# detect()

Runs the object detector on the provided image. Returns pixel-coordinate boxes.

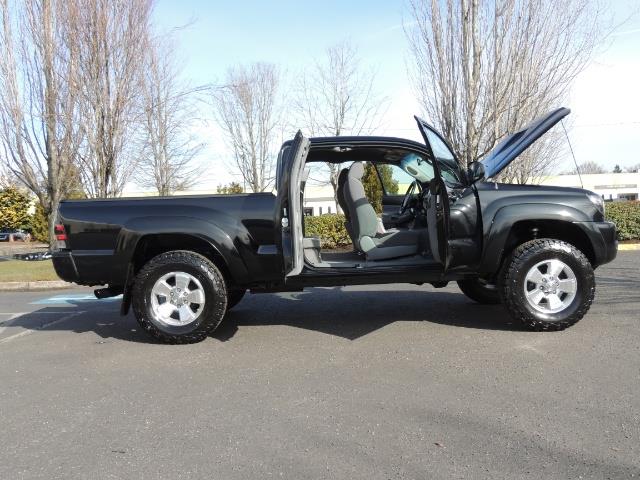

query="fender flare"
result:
[115,215,251,284]
[478,203,593,274]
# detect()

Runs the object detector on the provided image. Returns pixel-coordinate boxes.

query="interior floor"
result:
[303,236,436,269]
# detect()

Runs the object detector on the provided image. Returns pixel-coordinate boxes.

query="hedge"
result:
[304,214,351,249]
[606,201,640,241]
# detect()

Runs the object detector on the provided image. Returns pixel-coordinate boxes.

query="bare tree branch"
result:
[212,63,282,193]
[406,0,613,183]
[138,36,203,196]
[292,40,387,209]
[74,0,153,198]
[0,0,83,243]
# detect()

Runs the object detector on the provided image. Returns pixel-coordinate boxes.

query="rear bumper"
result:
[574,221,618,267]
[52,249,119,286]
[52,250,79,283]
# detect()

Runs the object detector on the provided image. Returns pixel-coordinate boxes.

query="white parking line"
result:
[0,311,85,345]
[0,313,25,335]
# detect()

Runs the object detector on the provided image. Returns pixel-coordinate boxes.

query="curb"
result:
[618,243,640,251]
[0,280,75,291]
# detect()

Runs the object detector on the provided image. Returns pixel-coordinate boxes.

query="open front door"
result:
[414,116,454,270]
[275,131,310,277]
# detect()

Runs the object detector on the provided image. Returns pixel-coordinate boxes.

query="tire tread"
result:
[500,238,595,331]
[132,250,227,344]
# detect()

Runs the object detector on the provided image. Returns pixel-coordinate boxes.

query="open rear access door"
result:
[275,131,310,277]
[414,116,453,270]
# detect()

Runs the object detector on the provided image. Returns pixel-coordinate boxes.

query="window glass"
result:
[425,130,455,163]
[379,163,414,195]
[423,129,463,184]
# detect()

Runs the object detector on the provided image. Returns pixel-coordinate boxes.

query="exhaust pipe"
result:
[94,287,122,299]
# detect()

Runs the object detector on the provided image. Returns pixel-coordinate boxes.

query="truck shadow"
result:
[212,287,523,342]
[4,287,523,344]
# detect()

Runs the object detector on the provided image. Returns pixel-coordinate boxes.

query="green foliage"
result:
[0,186,32,230]
[606,201,640,241]
[361,163,398,213]
[30,202,49,243]
[217,182,244,194]
[304,214,351,249]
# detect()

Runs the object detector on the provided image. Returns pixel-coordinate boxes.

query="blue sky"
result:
[150,0,640,188]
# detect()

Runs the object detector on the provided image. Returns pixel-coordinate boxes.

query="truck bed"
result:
[53,193,280,287]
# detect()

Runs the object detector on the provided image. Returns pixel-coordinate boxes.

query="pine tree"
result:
[361,163,398,213]
[0,187,32,230]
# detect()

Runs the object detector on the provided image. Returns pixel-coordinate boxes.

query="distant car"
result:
[0,228,31,242]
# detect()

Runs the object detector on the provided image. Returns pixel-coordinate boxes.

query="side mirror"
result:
[467,161,485,183]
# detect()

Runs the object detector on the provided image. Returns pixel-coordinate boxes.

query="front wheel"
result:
[500,239,595,331]
[132,250,228,344]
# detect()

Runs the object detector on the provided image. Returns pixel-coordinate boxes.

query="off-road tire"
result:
[457,278,501,304]
[227,289,246,310]
[132,250,227,344]
[500,239,595,331]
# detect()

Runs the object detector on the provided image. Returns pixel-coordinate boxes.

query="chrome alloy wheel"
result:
[523,259,577,314]
[150,271,206,327]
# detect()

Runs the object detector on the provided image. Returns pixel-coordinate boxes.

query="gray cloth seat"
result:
[336,168,356,243]
[344,162,420,260]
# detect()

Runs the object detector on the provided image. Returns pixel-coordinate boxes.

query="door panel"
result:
[275,132,310,277]
[425,177,450,269]
[414,116,453,268]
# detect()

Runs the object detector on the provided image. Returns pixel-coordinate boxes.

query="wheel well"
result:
[503,220,595,265]
[131,234,233,284]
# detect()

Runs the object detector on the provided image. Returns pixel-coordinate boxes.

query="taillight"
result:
[54,223,67,248]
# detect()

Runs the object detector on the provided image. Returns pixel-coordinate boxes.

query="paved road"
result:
[0,253,638,479]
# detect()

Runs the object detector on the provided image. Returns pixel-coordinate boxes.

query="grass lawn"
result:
[0,260,60,282]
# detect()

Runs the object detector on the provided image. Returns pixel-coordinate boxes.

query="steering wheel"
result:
[398,181,418,215]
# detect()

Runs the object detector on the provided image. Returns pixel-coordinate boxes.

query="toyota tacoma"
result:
[52,108,618,343]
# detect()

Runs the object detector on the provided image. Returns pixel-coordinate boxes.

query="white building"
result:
[302,185,339,216]
[541,172,640,201]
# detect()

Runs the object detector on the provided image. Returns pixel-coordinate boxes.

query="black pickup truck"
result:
[52,108,617,343]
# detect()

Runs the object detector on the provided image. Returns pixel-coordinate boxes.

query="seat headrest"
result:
[348,162,365,180]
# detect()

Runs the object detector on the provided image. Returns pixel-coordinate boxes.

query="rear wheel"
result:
[500,239,595,331]
[132,250,227,344]
[457,278,500,304]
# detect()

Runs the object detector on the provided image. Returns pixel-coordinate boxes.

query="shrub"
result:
[304,213,351,248]
[0,186,32,230]
[30,202,49,243]
[606,201,640,241]
[217,182,243,194]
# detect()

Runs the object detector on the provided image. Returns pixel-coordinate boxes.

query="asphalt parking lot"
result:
[0,252,638,479]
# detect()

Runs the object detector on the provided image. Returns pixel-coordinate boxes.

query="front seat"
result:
[336,168,356,243]
[344,162,420,261]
